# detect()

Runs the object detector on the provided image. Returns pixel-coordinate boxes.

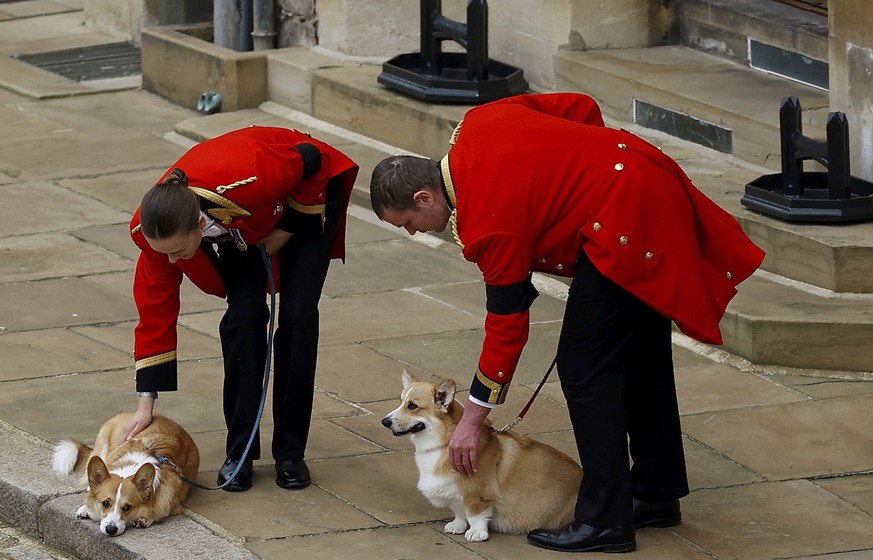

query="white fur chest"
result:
[412,437,460,507]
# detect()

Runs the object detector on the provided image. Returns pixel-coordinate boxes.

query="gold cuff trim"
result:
[476,368,507,404]
[135,350,177,371]
[189,186,252,225]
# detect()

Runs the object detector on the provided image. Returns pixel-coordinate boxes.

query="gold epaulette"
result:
[449,119,463,145]
[189,187,252,225]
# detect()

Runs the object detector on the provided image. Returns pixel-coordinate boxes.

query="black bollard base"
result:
[742,172,873,222]
[378,52,528,104]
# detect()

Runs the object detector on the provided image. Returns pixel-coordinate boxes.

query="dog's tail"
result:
[52,440,92,475]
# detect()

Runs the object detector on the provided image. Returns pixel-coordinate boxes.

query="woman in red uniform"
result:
[369,93,764,553]
[122,125,358,492]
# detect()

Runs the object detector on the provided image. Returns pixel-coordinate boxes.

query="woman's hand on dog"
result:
[449,402,491,476]
[121,397,156,442]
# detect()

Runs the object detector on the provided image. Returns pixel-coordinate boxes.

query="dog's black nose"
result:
[105,524,118,536]
[381,417,392,428]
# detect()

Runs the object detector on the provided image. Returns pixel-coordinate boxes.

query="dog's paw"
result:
[75,505,91,520]
[444,519,468,534]
[133,517,153,529]
[464,527,490,542]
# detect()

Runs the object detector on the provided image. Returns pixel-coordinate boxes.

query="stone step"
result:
[554,44,829,169]
[679,0,828,89]
[722,271,873,374]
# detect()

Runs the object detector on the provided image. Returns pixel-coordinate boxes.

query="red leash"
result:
[493,355,558,434]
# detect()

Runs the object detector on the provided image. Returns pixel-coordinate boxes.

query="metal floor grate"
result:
[14,42,141,82]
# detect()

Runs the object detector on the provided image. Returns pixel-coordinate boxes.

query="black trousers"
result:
[215,183,340,463]
[557,251,689,528]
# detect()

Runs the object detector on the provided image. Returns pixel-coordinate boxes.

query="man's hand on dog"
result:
[449,402,491,476]
[121,397,155,442]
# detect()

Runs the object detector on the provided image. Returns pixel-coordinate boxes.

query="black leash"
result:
[152,244,276,490]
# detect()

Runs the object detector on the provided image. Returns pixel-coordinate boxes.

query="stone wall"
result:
[83,0,211,45]
[830,0,873,182]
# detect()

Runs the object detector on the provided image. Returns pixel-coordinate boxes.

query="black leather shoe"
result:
[527,522,635,553]
[633,498,681,528]
[275,459,311,489]
[217,458,253,492]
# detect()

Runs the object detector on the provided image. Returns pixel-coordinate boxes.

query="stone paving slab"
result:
[0,327,131,382]
[72,321,220,364]
[817,475,873,518]
[184,475,384,540]
[60,170,168,216]
[69,224,141,262]
[677,480,873,559]
[246,525,485,560]
[682,394,873,480]
[363,322,563,389]
[683,436,764,491]
[675,360,808,415]
[0,181,130,238]
[0,232,131,283]
[318,290,486,346]
[0,277,136,332]
[321,237,482,297]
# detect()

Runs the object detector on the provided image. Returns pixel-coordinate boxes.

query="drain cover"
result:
[15,42,141,82]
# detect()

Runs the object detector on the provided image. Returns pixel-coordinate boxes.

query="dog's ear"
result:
[133,463,156,499]
[401,369,416,388]
[87,456,110,487]
[435,379,456,412]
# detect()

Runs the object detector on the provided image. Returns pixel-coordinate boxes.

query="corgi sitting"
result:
[52,412,200,536]
[382,371,583,542]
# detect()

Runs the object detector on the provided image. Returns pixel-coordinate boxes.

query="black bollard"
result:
[742,97,873,222]
[378,0,528,104]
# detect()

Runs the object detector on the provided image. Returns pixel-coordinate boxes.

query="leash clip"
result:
[493,416,522,434]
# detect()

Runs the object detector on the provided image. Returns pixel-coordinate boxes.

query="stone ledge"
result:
[0,420,74,537]
[554,45,829,169]
[141,24,269,113]
[42,494,259,560]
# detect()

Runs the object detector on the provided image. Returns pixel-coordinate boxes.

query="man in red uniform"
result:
[369,93,764,553]
[124,125,358,491]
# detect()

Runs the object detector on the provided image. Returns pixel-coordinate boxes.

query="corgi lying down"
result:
[52,412,200,536]
[382,371,582,542]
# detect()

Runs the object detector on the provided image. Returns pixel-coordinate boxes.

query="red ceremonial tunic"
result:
[440,93,765,405]
[130,126,358,392]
